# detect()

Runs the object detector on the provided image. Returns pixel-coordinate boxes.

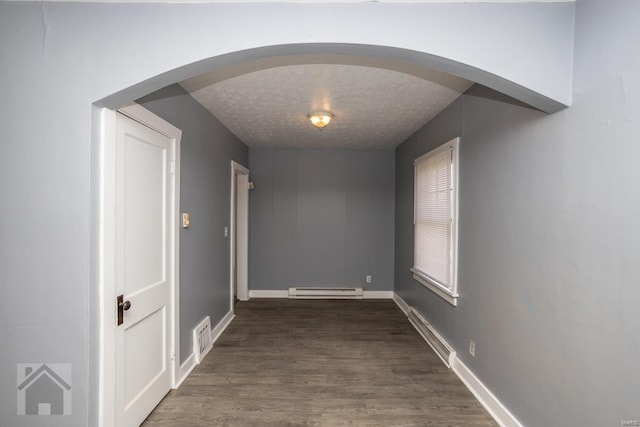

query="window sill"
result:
[411,268,458,307]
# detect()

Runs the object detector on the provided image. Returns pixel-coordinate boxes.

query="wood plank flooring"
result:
[142,299,496,426]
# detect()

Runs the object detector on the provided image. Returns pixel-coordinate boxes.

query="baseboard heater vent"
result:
[407,308,456,368]
[193,316,213,364]
[288,287,364,299]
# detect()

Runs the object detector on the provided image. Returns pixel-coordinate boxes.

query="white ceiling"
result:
[181,63,473,149]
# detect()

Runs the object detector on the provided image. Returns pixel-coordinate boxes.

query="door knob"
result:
[117,294,132,326]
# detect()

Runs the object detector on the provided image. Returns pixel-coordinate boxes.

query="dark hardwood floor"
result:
[142,299,496,426]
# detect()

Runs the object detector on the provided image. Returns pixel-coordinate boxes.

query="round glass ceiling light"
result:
[308,111,334,129]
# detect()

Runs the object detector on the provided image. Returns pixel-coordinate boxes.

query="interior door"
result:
[231,162,249,302]
[115,112,173,427]
[233,174,238,301]
[235,173,249,301]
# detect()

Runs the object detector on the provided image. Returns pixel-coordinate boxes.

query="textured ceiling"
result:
[181,64,473,149]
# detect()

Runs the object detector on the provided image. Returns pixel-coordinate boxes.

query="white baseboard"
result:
[175,353,196,388]
[249,290,289,298]
[210,310,235,345]
[393,292,520,427]
[174,309,235,388]
[392,292,410,314]
[452,358,523,427]
[363,290,394,299]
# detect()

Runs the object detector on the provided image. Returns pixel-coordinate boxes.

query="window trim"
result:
[412,137,460,306]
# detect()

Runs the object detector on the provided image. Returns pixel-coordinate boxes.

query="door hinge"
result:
[170,160,176,175]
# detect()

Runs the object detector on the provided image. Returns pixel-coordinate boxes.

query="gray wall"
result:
[249,148,395,291]
[137,84,248,363]
[394,1,640,426]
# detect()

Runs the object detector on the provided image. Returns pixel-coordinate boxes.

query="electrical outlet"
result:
[469,340,476,357]
[365,275,372,284]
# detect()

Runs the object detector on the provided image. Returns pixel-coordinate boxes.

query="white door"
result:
[230,161,249,303]
[114,112,173,427]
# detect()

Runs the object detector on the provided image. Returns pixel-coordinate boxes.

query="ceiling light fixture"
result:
[308,111,334,129]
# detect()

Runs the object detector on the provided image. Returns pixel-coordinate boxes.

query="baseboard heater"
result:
[407,307,456,368]
[288,287,364,299]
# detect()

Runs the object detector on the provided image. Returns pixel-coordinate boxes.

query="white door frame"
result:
[230,160,249,304]
[98,103,182,427]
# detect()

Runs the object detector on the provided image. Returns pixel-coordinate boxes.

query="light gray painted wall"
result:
[0,1,574,425]
[249,148,395,291]
[137,84,248,363]
[394,1,640,425]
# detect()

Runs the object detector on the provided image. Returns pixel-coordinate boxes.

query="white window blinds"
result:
[413,138,458,296]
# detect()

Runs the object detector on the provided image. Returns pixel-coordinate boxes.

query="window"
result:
[412,137,459,306]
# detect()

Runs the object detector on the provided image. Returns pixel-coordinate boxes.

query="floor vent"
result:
[193,316,213,364]
[407,308,456,368]
[288,287,364,299]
